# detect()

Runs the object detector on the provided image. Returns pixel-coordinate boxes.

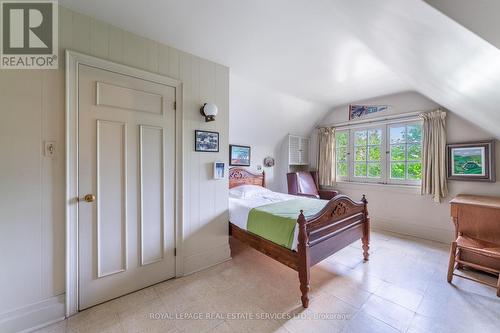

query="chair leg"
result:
[447,241,457,283]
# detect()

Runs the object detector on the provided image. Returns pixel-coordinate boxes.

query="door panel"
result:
[139,125,164,266]
[78,64,176,310]
[96,120,127,278]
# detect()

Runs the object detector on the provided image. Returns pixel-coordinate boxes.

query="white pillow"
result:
[229,185,271,199]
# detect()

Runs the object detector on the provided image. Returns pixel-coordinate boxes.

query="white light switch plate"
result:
[44,141,56,158]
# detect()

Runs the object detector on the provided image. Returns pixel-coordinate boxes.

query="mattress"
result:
[229,189,302,250]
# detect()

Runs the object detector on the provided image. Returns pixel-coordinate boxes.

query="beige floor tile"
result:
[32,231,500,333]
[359,295,415,332]
[329,246,367,269]
[320,278,372,309]
[373,281,424,311]
[172,298,224,333]
[284,293,356,333]
[343,311,399,333]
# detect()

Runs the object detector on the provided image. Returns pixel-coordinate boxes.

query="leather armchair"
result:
[287,171,338,200]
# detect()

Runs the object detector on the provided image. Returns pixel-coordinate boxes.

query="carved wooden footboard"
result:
[297,194,370,307]
[228,168,370,308]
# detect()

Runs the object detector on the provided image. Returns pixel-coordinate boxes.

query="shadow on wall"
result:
[268,135,292,193]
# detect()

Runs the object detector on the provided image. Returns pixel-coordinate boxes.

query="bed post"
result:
[361,194,370,261]
[297,210,310,308]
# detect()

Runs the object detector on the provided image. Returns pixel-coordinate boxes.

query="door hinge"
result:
[173,101,176,110]
[174,248,177,256]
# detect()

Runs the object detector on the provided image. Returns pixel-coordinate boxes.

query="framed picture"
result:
[195,130,219,152]
[349,105,388,120]
[229,145,251,166]
[447,140,496,182]
[213,162,225,180]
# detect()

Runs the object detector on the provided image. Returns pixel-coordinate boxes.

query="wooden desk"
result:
[450,194,500,271]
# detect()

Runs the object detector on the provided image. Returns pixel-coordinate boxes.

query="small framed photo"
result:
[195,130,219,152]
[229,145,251,166]
[447,140,496,182]
[213,162,225,180]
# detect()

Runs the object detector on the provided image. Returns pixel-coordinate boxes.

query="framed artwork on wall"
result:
[349,105,388,120]
[213,162,225,179]
[195,130,219,152]
[447,140,496,182]
[229,145,251,166]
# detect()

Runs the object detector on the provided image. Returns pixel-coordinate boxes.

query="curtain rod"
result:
[316,110,425,130]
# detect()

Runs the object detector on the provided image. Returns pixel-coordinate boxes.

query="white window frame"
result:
[350,125,386,184]
[334,119,423,186]
[335,130,350,182]
[386,121,423,186]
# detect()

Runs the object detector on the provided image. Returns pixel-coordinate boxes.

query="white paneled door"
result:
[78,65,176,310]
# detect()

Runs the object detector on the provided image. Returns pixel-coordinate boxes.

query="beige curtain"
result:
[318,127,336,186]
[421,109,448,202]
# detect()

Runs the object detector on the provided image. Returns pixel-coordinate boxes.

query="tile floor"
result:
[37,231,500,333]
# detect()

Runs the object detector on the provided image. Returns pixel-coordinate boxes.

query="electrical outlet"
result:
[44,141,56,158]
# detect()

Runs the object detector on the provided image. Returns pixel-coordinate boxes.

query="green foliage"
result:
[408,162,422,180]
[391,145,405,161]
[391,162,405,179]
[368,129,382,145]
[354,163,367,177]
[368,146,381,161]
[355,146,367,161]
[368,163,381,178]
[336,162,348,177]
[408,144,421,161]
[336,132,348,147]
[407,125,422,142]
[337,147,348,162]
[354,131,367,146]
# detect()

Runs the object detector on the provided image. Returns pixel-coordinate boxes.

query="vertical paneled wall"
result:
[0,5,229,330]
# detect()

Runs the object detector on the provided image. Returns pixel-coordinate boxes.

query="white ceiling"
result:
[60,0,500,138]
[58,0,411,107]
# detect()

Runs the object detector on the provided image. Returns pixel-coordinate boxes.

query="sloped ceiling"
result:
[334,0,500,138]
[58,0,409,118]
[59,0,500,138]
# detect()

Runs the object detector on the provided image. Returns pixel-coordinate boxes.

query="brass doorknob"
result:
[83,194,96,203]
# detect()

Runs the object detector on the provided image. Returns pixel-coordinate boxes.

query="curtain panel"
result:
[421,109,448,202]
[318,127,336,186]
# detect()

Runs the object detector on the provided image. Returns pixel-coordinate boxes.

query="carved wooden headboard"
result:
[229,167,265,189]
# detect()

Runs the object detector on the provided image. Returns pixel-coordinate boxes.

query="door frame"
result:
[65,50,183,317]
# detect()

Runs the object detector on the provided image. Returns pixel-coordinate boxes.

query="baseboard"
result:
[371,216,453,244]
[182,242,232,275]
[0,295,65,333]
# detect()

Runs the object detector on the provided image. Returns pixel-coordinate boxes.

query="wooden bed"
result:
[229,167,370,308]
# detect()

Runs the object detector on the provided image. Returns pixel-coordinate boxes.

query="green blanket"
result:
[247,198,328,249]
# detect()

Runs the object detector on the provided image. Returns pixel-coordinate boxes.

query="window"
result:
[353,128,382,181]
[335,131,349,179]
[389,123,422,183]
[334,121,422,185]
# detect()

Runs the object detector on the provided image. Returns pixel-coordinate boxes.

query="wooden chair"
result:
[447,235,500,296]
[448,195,500,296]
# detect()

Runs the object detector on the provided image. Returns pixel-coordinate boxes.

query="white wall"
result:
[229,74,330,193]
[0,6,229,332]
[311,91,500,243]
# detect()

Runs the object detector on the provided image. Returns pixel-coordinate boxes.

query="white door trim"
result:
[65,50,183,317]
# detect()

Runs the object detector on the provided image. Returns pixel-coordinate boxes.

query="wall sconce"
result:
[200,103,218,122]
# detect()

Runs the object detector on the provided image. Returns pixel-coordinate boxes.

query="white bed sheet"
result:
[229,190,301,250]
